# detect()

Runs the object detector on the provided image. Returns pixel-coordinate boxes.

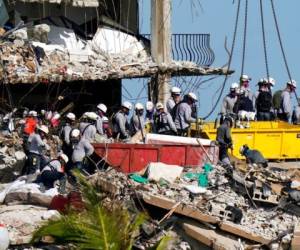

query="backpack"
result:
[273,90,283,110]
[170,102,180,121]
[256,91,272,112]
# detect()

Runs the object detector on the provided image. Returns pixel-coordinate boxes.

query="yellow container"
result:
[190,121,300,160]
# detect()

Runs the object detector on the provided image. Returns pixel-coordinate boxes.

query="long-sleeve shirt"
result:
[280,90,292,117]
[28,133,48,155]
[155,112,177,134]
[130,113,145,135]
[61,123,72,145]
[72,138,94,163]
[96,116,104,135]
[113,111,130,138]
[216,124,232,146]
[174,102,196,130]
[166,98,176,114]
[221,94,237,114]
[80,122,96,142]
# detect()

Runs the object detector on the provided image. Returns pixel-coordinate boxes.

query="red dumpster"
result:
[93,143,218,173]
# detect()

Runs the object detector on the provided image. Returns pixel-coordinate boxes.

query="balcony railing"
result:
[141,34,215,67]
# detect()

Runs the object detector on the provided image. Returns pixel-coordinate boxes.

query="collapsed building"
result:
[0,0,230,115]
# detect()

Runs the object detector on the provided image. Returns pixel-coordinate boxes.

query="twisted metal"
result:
[141,34,215,67]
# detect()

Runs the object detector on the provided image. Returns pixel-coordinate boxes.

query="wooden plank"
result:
[142,194,219,224]
[183,222,242,250]
[220,221,272,245]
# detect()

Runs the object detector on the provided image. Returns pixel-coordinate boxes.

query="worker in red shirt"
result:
[24,110,38,135]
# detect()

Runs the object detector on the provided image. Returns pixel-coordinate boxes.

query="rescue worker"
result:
[145,101,155,132]
[154,102,177,135]
[278,80,297,122]
[239,145,268,167]
[60,112,76,169]
[240,74,254,101]
[216,116,233,167]
[266,77,276,93]
[233,88,255,123]
[221,82,238,115]
[112,101,132,140]
[23,110,38,136]
[256,80,273,121]
[166,87,181,114]
[36,153,68,190]
[174,92,197,136]
[130,103,145,136]
[79,112,97,142]
[25,125,50,175]
[102,116,113,138]
[96,103,107,135]
[292,98,300,124]
[70,129,94,171]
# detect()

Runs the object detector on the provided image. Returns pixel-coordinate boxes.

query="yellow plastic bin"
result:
[191,121,300,160]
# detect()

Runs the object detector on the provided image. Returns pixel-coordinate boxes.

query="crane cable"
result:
[259,0,270,79]
[241,0,248,76]
[270,0,299,104]
[203,0,241,120]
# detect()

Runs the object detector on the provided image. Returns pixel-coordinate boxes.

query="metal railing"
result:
[141,34,215,67]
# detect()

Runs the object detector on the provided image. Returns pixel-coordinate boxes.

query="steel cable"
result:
[203,0,241,120]
[260,0,270,79]
[241,0,248,76]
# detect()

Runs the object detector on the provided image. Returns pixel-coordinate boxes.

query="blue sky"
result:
[123,0,300,119]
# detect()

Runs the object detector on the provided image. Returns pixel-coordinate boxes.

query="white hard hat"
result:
[87,112,98,121]
[240,74,251,81]
[122,101,132,110]
[146,101,154,111]
[71,129,80,138]
[82,112,89,119]
[38,125,49,134]
[287,80,297,88]
[41,109,46,115]
[29,110,37,117]
[135,103,144,110]
[230,82,239,89]
[267,77,275,86]
[102,116,109,122]
[59,153,69,163]
[66,112,76,121]
[171,86,181,95]
[97,103,107,113]
[156,102,164,110]
[188,92,198,101]
[52,113,60,120]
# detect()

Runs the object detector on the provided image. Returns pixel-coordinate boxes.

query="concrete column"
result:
[150,0,172,105]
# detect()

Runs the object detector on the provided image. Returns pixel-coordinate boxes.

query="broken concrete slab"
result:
[219,221,272,245]
[182,222,243,250]
[0,205,59,245]
[142,194,219,224]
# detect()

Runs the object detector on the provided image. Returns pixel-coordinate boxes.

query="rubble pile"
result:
[89,163,300,249]
[0,24,231,84]
[0,133,26,183]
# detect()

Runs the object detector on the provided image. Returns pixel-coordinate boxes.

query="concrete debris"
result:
[0,25,232,84]
[0,205,59,245]
[88,162,300,249]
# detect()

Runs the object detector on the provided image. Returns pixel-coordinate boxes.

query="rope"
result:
[259,0,270,79]
[241,0,248,76]
[203,0,241,120]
